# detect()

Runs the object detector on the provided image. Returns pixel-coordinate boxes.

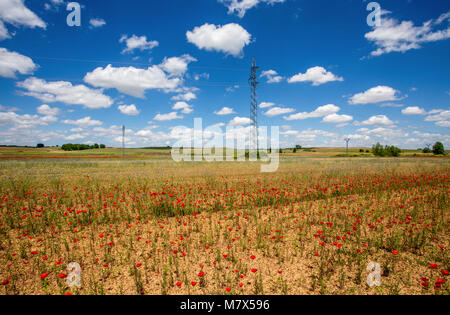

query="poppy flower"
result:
[198,271,205,277]
[225,287,231,292]
[251,268,258,273]
[191,281,197,286]
[40,273,49,280]
[441,270,449,276]
[136,263,142,268]
[392,250,399,255]
[58,273,67,279]
[429,264,438,269]
[176,281,182,287]
[250,255,256,260]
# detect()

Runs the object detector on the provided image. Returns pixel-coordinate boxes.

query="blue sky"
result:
[0,0,449,148]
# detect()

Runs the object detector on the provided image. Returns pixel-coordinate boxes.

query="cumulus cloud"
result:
[425,110,450,127]
[0,48,37,78]
[214,107,235,115]
[186,23,251,57]
[171,92,197,101]
[153,112,183,121]
[228,116,252,126]
[259,102,275,109]
[119,34,159,54]
[401,106,426,115]
[322,113,353,124]
[349,86,402,104]
[63,117,103,127]
[260,70,283,83]
[365,11,450,56]
[358,115,395,126]
[160,54,196,76]
[0,111,57,128]
[219,0,286,18]
[37,104,59,116]
[89,18,106,28]
[17,77,113,109]
[84,64,181,98]
[118,104,140,116]
[288,66,343,86]
[0,0,46,40]
[172,101,193,114]
[264,107,295,117]
[284,104,341,121]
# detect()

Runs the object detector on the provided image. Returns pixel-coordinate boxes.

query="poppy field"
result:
[0,157,448,295]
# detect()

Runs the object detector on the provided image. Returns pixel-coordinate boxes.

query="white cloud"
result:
[18,77,113,109]
[365,11,450,56]
[37,104,59,116]
[425,110,450,127]
[186,23,251,57]
[172,101,193,114]
[322,113,353,124]
[0,48,37,78]
[349,86,401,104]
[219,0,286,18]
[65,133,86,141]
[284,104,340,121]
[264,107,295,117]
[84,64,181,98]
[358,115,394,126]
[259,102,275,109]
[63,117,103,127]
[401,106,426,115]
[214,107,235,115]
[260,70,283,83]
[153,112,183,121]
[118,104,140,116]
[288,66,343,86]
[119,34,159,54]
[229,116,252,126]
[0,111,57,128]
[89,18,106,28]
[171,92,197,101]
[0,0,46,40]
[160,54,196,76]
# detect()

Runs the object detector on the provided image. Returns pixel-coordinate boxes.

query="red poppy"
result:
[251,268,258,273]
[191,281,197,286]
[250,255,256,260]
[392,250,399,255]
[58,273,67,279]
[198,271,205,277]
[40,273,49,280]
[225,287,231,292]
[176,281,182,287]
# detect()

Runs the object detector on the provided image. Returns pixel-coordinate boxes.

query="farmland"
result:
[0,151,448,295]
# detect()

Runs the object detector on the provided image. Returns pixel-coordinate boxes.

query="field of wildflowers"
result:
[0,158,448,295]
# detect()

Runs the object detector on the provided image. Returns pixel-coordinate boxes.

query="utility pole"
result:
[122,125,125,159]
[249,57,259,157]
[345,138,350,156]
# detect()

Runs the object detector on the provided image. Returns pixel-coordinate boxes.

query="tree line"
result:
[61,143,105,151]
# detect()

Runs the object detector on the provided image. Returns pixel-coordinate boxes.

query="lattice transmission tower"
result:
[249,57,259,153]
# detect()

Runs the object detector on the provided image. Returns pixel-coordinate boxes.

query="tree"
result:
[293,148,297,153]
[100,144,106,149]
[372,143,401,157]
[295,145,302,149]
[372,143,385,157]
[36,143,44,148]
[93,143,99,149]
[432,142,445,155]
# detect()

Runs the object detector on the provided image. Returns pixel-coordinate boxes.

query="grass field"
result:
[0,149,448,295]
